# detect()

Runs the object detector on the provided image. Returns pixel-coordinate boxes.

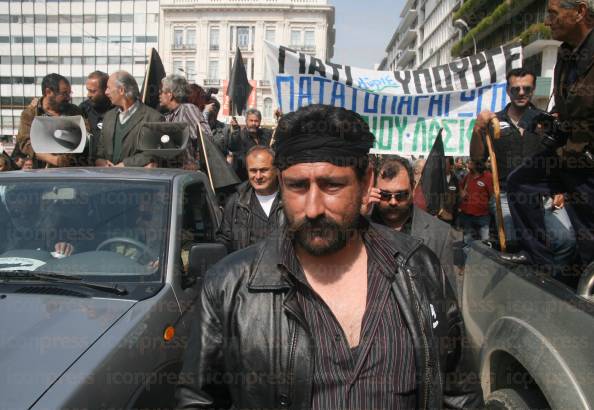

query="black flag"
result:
[197,131,240,191]
[414,129,446,215]
[141,48,166,109]
[227,47,253,116]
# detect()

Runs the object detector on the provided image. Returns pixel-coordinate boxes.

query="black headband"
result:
[273,132,374,170]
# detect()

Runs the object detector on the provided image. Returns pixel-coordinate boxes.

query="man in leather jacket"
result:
[176,105,483,409]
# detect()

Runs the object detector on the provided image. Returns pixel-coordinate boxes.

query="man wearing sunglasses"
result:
[470,68,577,273]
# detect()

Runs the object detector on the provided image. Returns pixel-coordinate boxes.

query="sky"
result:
[330,0,405,69]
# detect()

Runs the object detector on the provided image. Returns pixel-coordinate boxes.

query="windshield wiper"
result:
[0,270,128,296]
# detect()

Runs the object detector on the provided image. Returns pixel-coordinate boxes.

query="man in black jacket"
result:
[216,146,283,252]
[228,108,272,181]
[79,71,113,164]
[176,105,482,409]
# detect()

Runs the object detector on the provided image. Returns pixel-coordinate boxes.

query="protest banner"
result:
[265,41,523,156]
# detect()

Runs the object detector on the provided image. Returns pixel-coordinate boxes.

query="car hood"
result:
[0,293,135,409]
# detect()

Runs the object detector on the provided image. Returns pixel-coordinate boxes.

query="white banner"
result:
[265,41,523,155]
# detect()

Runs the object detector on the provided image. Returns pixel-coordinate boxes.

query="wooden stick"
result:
[197,118,215,193]
[485,118,507,252]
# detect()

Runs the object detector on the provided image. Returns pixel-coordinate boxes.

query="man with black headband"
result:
[176,104,482,409]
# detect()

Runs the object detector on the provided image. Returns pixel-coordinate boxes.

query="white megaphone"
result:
[30,115,87,154]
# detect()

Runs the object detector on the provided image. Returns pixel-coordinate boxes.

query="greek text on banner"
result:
[265,41,523,156]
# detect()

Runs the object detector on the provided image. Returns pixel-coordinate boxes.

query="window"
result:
[71,15,83,23]
[71,36,83,43]
[83,56,95,65]
[108,56,119,64]
[96,15,108,23]
[96,56,107,64]
[209,27,219,51]
[208,60,219,80]
[173,60,183,74]
[290,30,301,47]
[108,14,121,23]
[174,29,184,48]
[304,30,315,48]
[59,15,70,23]
[265,27,276,43]
[121,56,133,64]
[0,37,8,43]
[237,26,250,50]
[47,36,58,43]
[263,97,273,119]
[35,14,46,23]
[122,14,133,23]
[187,29,196,47]
[23,14,34,23]
[24,56,34,64]
[0,15,8,23]
[134,14,145,24]
[59,36,70,45]
[186,61,195,82]
[84,15,95,23]
[47,15,59,23]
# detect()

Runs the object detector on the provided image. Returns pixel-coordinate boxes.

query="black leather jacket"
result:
[176,222,483,409]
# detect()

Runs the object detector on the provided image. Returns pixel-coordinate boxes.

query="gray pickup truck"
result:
[0,168,227,410]
[463,242,594,409]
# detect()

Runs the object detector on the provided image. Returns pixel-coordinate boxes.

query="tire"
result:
[485,388,531,410]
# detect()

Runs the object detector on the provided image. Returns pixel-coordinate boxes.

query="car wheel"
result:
[485,388,531,410]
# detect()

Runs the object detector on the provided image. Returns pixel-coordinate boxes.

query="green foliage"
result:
[517,23,552,46]
[452,0,492,22]
[451,0,535,57]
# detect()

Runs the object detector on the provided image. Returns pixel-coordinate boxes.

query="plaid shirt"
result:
[281,222,417,410]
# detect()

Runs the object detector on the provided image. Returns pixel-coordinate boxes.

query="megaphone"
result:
[139,122,190,159]
[30,115,87,154]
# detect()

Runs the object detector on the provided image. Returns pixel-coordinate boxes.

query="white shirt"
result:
[255,191,278,217]
[118,101,140,125]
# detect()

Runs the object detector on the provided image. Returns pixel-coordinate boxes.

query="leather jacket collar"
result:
[246,221,423,291]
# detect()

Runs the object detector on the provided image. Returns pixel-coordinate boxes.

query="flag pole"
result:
[486,118,507,252]
[141,48,151,104]
[197,121,215,193]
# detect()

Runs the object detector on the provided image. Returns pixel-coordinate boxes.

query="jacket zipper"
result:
[405,267,431,410]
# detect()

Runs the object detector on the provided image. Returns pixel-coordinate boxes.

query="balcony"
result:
[161,0,329,5]
[172,43,196,51]
[397,48,416,68]
[290,44,316,53]
[400,0,417,18]
[204,79,221,86]
[398,9,418,33]
[396,29,417,51]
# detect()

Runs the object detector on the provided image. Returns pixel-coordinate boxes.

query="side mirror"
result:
[186,243,227,286]
[577,263,594,300]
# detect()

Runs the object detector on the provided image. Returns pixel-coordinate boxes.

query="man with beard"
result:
[16,73,87,168]
[367,154,461,295]
[216,146,283,252]
[228,108,272,181]
[79,71,113,164]
[176,104,482,409]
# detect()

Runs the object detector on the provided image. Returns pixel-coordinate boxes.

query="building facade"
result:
[159,0,335,125]
[378,0,459,71]
[451,0,558,109]
[0,0,161,143]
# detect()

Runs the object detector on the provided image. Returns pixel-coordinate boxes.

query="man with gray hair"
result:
[159,74,213,169]
[96,70,163,167]
[228,108,272,180]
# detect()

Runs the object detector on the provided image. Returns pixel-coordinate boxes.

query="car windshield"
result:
[0,179,170,282]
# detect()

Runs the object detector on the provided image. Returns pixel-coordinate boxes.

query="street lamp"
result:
[454,18,477,55]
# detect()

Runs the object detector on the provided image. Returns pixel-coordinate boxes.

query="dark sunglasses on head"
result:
[379,189,410,202]
[509,86,533,98]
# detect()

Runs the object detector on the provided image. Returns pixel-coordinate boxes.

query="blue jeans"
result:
[489,191,516,242]
[543,196,576,270]
[458,213,490,245]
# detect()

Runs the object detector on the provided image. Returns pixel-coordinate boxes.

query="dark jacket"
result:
[176,222,483,410]
[16,98,89,167]
[228,127,272,180]
[553,29,594,144]
[489,104,543,190]
[216,181,284,252]
[79,99,113,163]
[96,102,163,167]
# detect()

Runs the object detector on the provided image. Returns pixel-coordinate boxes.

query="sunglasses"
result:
[379,189,410,202]
[509,86,533,98]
